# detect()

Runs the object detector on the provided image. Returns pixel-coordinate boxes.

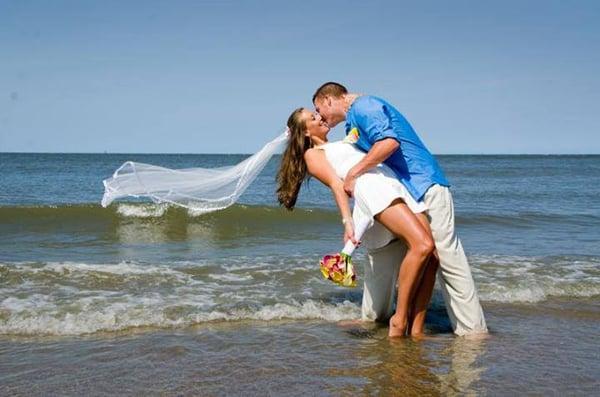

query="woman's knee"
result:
[415,236,435,259]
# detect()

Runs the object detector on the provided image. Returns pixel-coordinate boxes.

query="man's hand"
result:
[343,173,358,197]
[342,138,399,197]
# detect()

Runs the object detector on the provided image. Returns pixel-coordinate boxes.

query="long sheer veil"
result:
[101,130,289,214]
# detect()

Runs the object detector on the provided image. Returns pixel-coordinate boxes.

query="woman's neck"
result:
[311,136,328,147]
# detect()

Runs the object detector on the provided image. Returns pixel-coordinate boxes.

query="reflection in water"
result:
[113,216,269,250]
[331,326,487,395]
[438,336,487,396]
[116,222,171,245]
[354,335,443,395]
[107,204,337,251]
[114,217,192,258]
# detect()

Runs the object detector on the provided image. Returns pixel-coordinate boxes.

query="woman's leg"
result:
[375,199,435,337]
[408,213,439,336]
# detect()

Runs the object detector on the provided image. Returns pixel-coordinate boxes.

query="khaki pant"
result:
[362,184,487,335]
[362,239,405,321]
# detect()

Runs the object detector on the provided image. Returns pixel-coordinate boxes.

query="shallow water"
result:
[0,153,599,394]
[1,299,598,396]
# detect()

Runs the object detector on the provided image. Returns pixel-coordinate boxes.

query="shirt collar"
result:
[344,97,360,133]
[344,119,351,133]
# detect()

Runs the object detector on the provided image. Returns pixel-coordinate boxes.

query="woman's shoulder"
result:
[303,147,327,174]
[304,146,324,160]
[304,144,335,163]
[304,146,323,161]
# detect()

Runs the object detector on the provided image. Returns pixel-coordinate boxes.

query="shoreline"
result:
[1,299,598,395]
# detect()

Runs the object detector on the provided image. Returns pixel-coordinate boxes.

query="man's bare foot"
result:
[388,314,407,338]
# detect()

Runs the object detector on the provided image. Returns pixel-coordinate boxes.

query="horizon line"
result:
[1,151,599,156]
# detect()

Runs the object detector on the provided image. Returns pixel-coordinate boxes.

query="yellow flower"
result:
[342,271,356,287]
[343,127,360,144]
[331,270,344,283]
[320,264,330,279]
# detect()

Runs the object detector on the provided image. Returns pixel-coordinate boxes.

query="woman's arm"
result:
[304,148,358,244]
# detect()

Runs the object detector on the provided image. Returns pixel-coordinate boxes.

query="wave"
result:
[0,259,358,336]
[0,297,360,336]
[1,255,599,336]
[457,212,600,227]
[0,203,339,223]
[2,203,598,232]
[470,254,600,303]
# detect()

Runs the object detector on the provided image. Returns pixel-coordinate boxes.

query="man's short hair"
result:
[312,82,348,103]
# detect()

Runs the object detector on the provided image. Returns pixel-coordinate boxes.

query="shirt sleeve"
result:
[354,98,400,144]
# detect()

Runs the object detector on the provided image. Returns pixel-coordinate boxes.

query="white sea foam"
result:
[7,260,189,275]
[471,255,600,303]
[187,207,217,217]
[116,203,169,218]
[1,255,599,336]
[208,273,254,282]
[0,298,360,336]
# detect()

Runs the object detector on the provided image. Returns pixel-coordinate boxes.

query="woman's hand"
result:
[343,220,360,246]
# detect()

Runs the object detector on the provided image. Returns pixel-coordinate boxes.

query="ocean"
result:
[1,153,599,395]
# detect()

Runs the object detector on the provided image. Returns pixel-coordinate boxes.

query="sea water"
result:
[0,153,598,395]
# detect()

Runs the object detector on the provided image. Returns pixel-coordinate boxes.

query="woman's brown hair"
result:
[276,108,313,210]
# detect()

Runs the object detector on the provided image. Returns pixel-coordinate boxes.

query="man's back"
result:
[345,95,449,201]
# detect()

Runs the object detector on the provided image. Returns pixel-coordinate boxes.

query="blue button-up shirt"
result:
[345,95,449,201]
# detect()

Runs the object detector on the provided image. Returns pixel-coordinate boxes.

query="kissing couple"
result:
[100,82,488,338]
[277,82,488,337]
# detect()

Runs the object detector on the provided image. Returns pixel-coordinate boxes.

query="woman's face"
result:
[301,109,330,140]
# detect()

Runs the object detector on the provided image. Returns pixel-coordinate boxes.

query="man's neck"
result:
[343,93,360,113]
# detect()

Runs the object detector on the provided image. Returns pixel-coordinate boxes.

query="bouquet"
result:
[319,251,357,287]
[319,215,370,288]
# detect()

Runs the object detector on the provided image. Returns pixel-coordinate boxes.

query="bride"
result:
[277,108,439,337]
[100,107,439,337]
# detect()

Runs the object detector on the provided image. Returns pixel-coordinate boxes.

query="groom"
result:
[313,82,487,336]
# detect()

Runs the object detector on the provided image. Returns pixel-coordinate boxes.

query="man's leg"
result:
[423,184,487,335]
[362,239,406,322]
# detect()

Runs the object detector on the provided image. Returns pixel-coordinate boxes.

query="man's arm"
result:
[343,138,399,197]
[343,98,401,196]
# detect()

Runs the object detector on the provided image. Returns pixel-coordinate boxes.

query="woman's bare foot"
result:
[410,319,425,336]
[388,314,407,337]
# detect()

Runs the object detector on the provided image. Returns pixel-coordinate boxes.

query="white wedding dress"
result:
[315,140,427,250]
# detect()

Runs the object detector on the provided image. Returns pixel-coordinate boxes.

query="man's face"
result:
[314,96,345,128]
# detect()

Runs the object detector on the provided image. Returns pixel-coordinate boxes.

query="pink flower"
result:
[319,253,357,287]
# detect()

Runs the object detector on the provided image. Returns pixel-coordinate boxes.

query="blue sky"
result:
[1,0,599,154]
